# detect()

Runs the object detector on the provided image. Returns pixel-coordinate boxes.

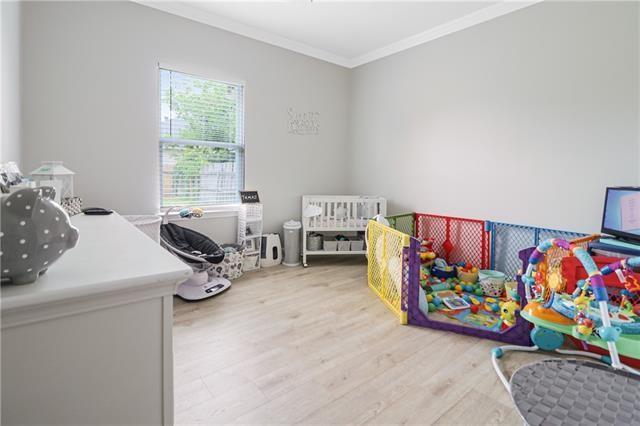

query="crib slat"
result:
[352,202,357,227]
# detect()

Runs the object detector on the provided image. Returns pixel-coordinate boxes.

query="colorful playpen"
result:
[372,212,640,421]
[367,213,587,344]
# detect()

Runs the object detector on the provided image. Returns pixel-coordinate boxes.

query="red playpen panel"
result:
[414,213,490,269]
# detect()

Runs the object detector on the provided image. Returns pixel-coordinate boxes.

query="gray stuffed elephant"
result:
[1,187,79,285]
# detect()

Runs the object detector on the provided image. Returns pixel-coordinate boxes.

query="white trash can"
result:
[283,220,302,267]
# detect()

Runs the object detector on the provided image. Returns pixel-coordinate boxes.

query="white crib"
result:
[301,195,387,267]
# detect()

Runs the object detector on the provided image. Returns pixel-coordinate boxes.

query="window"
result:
[159,68,244,207]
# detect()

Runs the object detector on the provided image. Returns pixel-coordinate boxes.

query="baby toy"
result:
[572,289,595,337]
[623,272,640,293]
[504,281,520,301]
[419,238,436,265]
[491,239,640,426]
[483,299,500,313]
[431,258,457,279]
[499,300,520,329]
[179,207,204,218]
[457,262,479,283]
[493,239,639,383]
[443,296,470,310]
[479,269,507,297]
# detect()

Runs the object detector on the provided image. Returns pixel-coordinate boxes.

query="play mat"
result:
[418,264,517,333]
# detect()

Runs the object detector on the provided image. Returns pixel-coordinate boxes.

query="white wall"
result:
[349,1,639,233]
[19,1,640,238]
[21,1,349,235]
[1,0,22,166]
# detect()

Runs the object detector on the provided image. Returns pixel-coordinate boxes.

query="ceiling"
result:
[137,1,540,68]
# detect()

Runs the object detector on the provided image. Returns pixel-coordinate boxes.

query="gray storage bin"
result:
[307,233,323,251]
[337,240,351,251]
[350,239,364,251]
[323,240,338,251]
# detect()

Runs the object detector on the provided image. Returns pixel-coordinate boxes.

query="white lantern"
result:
[30,161,75,203]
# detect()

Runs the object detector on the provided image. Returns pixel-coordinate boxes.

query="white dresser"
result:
[1,213,191,425]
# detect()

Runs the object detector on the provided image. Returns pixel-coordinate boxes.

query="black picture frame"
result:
[240,191,260,204]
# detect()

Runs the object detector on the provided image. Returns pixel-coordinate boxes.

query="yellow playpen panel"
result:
[367,220,410,324]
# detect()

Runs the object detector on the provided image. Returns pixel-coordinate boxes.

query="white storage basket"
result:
[124,215,161,243]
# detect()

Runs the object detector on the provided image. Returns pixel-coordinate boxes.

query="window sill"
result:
[159,204,243,221]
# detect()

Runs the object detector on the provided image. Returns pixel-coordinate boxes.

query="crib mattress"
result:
[510,359,640,426]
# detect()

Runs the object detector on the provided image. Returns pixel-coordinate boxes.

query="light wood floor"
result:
[173,257,536,425]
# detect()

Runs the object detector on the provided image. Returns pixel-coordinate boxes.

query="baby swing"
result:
[160,207,231,301]
[492,238,640,425]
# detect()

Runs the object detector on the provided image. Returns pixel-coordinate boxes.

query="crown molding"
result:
[348,1,543,68]
[133,1,543,69]
[133,1,352,68]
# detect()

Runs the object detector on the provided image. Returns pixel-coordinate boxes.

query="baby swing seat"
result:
[160,222,231,301]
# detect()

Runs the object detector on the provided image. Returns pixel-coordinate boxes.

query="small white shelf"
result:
[238,203,263,271]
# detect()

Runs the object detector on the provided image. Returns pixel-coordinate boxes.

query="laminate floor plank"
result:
[174,257,535,425]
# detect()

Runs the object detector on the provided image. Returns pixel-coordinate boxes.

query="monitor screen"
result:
[602,187,640,241]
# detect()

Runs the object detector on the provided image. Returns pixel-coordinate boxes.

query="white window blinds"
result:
[159,68,245,207]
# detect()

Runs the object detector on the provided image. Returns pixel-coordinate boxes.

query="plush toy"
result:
[499,300,520,329]
[419,238,436,265]
[191,207,204,218]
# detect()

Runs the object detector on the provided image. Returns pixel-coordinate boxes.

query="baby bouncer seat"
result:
[160,220,231,301]
[492,238,640,425]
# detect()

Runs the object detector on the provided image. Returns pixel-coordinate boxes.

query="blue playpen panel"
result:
[490,222,586,280]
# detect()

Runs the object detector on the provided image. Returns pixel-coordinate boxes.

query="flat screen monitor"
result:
[601,187,640,242]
